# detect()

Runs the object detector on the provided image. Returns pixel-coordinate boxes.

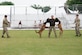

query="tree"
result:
[41,6,51,19]
[31,4,42,9]
[42,6,51,13]
[31,4,51,13]
[65,0,82,13]
[31,4,42,18]
[65,0,82,6]
[0,1,14,5]
[31,4,51,19]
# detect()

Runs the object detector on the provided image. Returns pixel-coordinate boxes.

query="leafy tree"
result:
[0,1,14,5]
[31,4,51,13]
[31,4,42,18]
[31,4,42,9]
[65,0,82,6]
[65,0,82,13]
[42,6,51,13]
[31,4,51,18]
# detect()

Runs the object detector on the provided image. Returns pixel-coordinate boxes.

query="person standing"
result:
[34,20,37,29]
[2,15,10,38]
[18,20,22,28]
[74,14,81,36]
[44,15,60,38]
[38,20,42,28]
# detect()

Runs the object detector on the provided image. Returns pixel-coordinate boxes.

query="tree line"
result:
[0,1,14,5]
[65,0,82,13]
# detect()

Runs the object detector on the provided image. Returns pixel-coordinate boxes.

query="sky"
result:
[0,0,67,6]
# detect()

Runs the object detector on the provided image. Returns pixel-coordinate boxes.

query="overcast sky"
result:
[0,0,67,6]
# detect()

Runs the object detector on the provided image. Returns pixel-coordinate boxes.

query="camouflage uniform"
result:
[74,15,81,36]
[2,15,10,38]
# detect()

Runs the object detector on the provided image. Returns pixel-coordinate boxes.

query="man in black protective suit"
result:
[44,15,61,38]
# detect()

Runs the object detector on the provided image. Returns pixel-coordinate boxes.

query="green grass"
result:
[0,30,82,55]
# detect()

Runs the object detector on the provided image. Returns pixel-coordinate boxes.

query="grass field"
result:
[0,30,82,55]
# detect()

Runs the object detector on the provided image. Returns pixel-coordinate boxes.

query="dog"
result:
[58,23,63,37]
[35,24,46,38]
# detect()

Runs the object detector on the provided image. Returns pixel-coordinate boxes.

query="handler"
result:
[44,15,61,38]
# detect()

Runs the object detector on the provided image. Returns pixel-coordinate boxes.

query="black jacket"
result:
[44,18,61,26]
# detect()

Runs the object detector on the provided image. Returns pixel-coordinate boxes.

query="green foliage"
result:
[31,4,42,9]
[0,1,14,5]
[65,0,82,6]
[31,4,51,13]
[42,6,51,13]
[65,0,82,13]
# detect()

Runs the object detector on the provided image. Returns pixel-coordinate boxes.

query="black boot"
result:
[7,36,10,38]
[79,34,81,37]
[2,35,5,38]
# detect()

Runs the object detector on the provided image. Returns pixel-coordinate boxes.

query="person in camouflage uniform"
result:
[74,14,81,36]
[2,15,10,38]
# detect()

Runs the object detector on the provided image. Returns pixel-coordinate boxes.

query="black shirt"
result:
[19,21,22,24]
[44,18,61,26]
